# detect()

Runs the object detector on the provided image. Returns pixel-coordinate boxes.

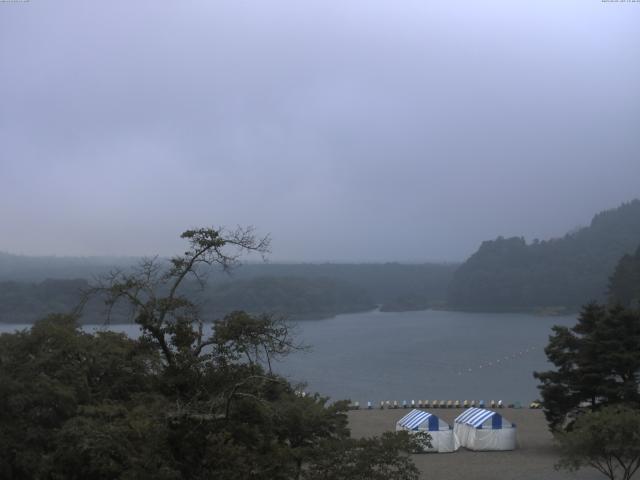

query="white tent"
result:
[395,409,456,453]
[453,407,517,451]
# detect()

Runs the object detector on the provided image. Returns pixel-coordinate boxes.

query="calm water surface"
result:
[0,309,576,404]
[275,309,575,404]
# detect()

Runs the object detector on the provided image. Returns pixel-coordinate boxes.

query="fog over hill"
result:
[2,199,640,321]
[448,200,640,312]
[0,255,457,323]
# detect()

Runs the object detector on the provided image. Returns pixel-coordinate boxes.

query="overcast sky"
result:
[1,1,639,262]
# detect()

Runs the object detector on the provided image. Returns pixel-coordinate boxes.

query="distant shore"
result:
[0,303,579,327]
[429,305,579,317]
[0,301,582,325]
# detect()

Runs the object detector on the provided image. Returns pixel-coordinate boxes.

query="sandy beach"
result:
[348,408,606,480]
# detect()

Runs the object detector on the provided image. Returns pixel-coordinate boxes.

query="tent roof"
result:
[397,409,438,430]
[454,408,501,428]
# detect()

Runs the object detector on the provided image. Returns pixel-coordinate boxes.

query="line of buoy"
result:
[362,399,498,410]
[347,398,543,410]
[455,346,539,375]
[356,400,542,410]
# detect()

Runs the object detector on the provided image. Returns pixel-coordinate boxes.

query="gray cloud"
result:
[1,0,639,261]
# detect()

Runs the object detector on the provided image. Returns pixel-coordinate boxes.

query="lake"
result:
[0,309,576,405]
[273,309,576,405]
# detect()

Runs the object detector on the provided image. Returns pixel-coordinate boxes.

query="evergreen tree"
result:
[609,244,640,309]
[556,405,640,480]
[449,200,640,311]
[534,304,640,431]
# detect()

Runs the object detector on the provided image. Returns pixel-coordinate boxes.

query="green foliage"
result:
[448,200,640,311]
[0,314,159,479]
[0,227,420,479]
[303,432,422,480]
[0,312,419,479]
[609,244,640,309]
[555,405,640,480]
[534,303,640,431]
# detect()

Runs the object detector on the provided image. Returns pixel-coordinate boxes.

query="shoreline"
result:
[0,303,581,326]
[347,409,601,480]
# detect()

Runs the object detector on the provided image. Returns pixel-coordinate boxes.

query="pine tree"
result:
[609,244,640,309]
[534,303,640,431]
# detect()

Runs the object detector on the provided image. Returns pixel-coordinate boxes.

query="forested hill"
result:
[224,263,456,310]
[609,243,640,308]
[447,200,640,312]
[0,276,376,323]
[0,259,456,323]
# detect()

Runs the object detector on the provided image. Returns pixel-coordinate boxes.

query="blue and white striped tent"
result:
[453,408,516,451]
[395,409,455,452]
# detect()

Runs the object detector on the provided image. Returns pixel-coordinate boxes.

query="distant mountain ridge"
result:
[9,200,637,318]
[0,256,456,322]
[447,199,640,312]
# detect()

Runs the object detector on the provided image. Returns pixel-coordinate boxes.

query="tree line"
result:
[0,262,456,324]
[0,276,376,324]
[448,200,640,312]
[3,199,640,317]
